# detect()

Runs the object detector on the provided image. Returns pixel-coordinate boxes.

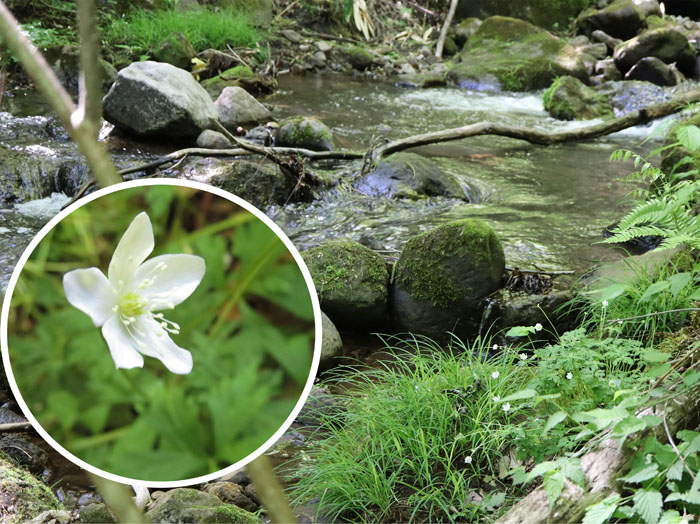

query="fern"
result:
[604,125,700,251]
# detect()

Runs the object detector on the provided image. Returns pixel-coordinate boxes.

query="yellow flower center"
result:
[118,291,146,318]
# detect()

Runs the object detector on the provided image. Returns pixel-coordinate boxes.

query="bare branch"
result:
[435,0,458,59]
[76,0,102,136]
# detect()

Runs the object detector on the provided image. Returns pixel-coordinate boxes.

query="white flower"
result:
[602,300,609,308]
[519,353,528,361]
[493,396,500,402]
[566,372,573,380]
[63,212,205,374]
[492,343,499,350]
[534,323,543,332]
[491,371,500,379]
[502,402,511,412]
[464,455,472,464]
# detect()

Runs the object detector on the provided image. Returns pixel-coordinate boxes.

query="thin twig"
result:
[0,422,32,432]
[300,29,362,44]
[505,267,575,276]
[662,406,696,481]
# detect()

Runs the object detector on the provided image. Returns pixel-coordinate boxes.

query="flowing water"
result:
[0,76,679,294]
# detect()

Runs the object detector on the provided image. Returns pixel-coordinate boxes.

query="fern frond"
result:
[616,200,669,231]
[602,225,667,244]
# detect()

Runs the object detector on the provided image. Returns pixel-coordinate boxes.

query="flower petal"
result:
[132,254,206,310]
[101,315,145,369]
[63,268,115,327]
[108,212,154,288]
[133,317,193,374]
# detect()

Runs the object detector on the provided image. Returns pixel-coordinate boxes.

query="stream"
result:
[0,77,676,294]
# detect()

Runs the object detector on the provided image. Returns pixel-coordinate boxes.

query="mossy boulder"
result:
[78,503,116,523]
[448,16,588,92]
[575,0,647,40]
[277,117,335,151]
[302,241,389,330]
[152,32,196,70]
[337,45,374,71]
[625,56,680,86]
[613,26,697,76]
[391,219,505,341]
[353,152,473,201]
[207,159,300,207]
[0,453,63,523]
[454,17,482,46]
[201,65,275,98]
[455,0,592,30]
[543,76,614,120]
[146,488,258,523]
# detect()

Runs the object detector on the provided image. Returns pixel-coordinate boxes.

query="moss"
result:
[290,119,331,144]
[214,504,259,523]
[303,240,387,297]
[394,219,504,308]
[222,64,254,79]
[542,75,613,120]
[0,453,63,523]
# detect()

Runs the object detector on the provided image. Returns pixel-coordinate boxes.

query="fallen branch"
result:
[372,87,700,161]
[505,267,575,276]
[0,422,32,432]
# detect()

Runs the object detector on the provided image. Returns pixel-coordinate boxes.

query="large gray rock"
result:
[206,159,300,207]
[302,240,389,331]
[596,80,672,115]
[575,0,647,40]
[103,61,218,140]
[613,27,697,76]
[543,76,614,120]
[215,86,272,130]
[353,152,474,201]
[146,488,258,523]
[448,16,588,91]
[391,218,505,341]
[632,0,662,16]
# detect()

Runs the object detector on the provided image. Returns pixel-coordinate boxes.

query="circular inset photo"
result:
[1,180,320,486]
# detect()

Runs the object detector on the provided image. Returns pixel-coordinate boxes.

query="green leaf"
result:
[668,272,692,297]
[658,510,684,524]
[582,494,620,524]
[562,458,585,487]
[595,283,629,303]
[641,415,662,428]
[618,463,659,484]
[505,325,536,337]
[676,124,700,152]
[499,389,537,403]
[534,393,561,406]
[642,349,671,363]
[666,459,684,481]
[524,461,558,483]
[682,369,700,386]
[632,489,663,524]
[612,416,647,439]
[639,280,670,303]
[542,411,567,436]
[482,491,505,508]
[544,472,565,508]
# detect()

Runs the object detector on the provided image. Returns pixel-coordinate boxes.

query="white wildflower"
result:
[566,372,573,380]
[534,323,543,332]
[602,299,609,308]
[464,456,472,464]
[519,353,528,361]
[493,396,500,403]
[63,212,205,374]
[502,402,511,412]
[491,371,500,379]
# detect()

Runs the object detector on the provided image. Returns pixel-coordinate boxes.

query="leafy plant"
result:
[289,335,528,523]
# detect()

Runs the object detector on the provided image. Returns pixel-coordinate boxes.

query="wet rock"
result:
[317,40,333,53]
[296,385,346,426]
[591,29,623,52]
[276,117,335,151]
[78,503,115,523]
[595,80,671,115]
[0,406,27,424]
[391,218,505,342]
[201,482,258,512]
[0,454,62,523]
[448,16,588,92]
[153,32,196,70]
[354,152,472,200]
[596,58,623,80]
[454,17,482,46]
[492,288,576,336]
[454,0,586,29]
[613,27,697,76]
[337,45,374,71]
[146,488,258,523]
[320,311,343,368]
[0,434,49,475]
[302,240,389,331]
[632,0,662,16]
[281,29,303,43]
[243,484,259,506]
[543,76,613,120]
[103,61,218,140]
[625,56,679,85]
[207,159,299,207]
[575,0,647,40]
[580,42,609,59]
[218,469,250,485]
[215,86,271,130]
[196,130,232,149]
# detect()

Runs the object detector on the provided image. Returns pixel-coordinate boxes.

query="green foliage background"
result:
[7,185,315,482]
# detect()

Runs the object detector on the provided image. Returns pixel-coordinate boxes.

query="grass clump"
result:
[102,6,262,57]
[290,335,527,523]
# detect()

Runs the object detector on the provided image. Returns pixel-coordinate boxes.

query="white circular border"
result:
[1,179,322,488]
